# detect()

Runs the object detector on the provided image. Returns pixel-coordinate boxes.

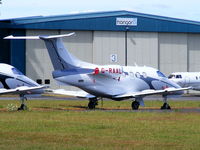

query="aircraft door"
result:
[184,76,190,87]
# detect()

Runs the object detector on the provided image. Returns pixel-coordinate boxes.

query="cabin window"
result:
[36,79,42,84]
[45,79,50,84]
[142,72,147,78]
[135,72,141,78]
[196,76,198,80]
[129,72,134,77]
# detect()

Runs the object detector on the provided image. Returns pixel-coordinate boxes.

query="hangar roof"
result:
[1,10,200,33]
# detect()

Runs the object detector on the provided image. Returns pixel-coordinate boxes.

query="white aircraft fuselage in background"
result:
[169,72,200,91]
[4,33,189,110]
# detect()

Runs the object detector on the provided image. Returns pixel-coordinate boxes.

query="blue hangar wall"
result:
[1,10,200,74]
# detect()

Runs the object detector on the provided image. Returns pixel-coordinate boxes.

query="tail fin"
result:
[4,33,82,70]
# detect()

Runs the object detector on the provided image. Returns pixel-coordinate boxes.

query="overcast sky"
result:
[1,0,200,21]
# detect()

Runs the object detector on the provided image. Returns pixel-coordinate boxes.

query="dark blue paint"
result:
[1,10,200,33]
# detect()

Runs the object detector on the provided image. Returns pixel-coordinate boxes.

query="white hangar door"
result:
[159,33,188,75]
[188,34,200,72]
[26,30,93,90]
[127,32,158,68]
[93,31,125,65]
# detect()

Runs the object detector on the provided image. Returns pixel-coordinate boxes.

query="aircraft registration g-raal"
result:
[0,63,46,110]
[4,33,190,110]
[169,72,200,91]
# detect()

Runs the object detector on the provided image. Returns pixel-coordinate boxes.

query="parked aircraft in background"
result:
[0,63,46,110]
[169,72,200,91]
[4,33,190,110]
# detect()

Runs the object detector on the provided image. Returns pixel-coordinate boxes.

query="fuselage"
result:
[54,65,182,99]
[0,63,43,94]
[169,72,200,90]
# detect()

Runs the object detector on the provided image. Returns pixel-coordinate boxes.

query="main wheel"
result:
[160,103,171,110]
[132,101,140,110]
[88,101,96,109]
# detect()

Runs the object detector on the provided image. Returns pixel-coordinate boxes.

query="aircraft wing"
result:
[49,89,96,98]
[0,85,46,95]
[114,87,191,98]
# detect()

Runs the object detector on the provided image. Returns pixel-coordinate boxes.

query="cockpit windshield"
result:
[156,71,166,78]
[168,74,175,79]
[12,68,23,75]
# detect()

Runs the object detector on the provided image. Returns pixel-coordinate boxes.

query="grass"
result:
[0,99,199,149]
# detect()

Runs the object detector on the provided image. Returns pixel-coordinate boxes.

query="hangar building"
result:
[1,10,200,90]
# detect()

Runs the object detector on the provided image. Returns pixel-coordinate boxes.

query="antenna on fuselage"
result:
[134,63,138,66]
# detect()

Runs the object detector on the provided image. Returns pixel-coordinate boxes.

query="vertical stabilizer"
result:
[40,36,79,70]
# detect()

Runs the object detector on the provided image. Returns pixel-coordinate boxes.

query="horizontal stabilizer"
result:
[4,35,40,39]
[4,32,75,40]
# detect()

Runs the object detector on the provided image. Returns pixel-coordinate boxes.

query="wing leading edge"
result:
[0,85,47,95]
[114,87,191,99]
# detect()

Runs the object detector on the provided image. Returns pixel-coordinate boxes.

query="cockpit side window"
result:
[157,71,166,78]
[175,75,182,79]
[12,68,23,75]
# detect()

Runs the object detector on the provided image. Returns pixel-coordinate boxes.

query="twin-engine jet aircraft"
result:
[4,33,190,110]
[0,63,45,110]
[169,72,200,91]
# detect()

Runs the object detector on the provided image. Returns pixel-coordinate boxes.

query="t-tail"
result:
[4,33,91,71]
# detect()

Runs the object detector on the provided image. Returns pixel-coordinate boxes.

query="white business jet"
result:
[0,63,46,110]
[4,33,190,110]
[169,72,200,91]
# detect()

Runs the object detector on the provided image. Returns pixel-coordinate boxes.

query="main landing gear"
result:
[160,96,171,110]
[131,97,143,110]
[18,94,28,111]
[132,101,140,110]
[88,98,98,109]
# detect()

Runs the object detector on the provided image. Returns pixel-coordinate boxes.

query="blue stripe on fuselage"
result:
[52,68,94,78]
[140,76,178,89]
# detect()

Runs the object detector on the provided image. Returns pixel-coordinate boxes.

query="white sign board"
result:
[116,18,137,26]
[110,54,118,63]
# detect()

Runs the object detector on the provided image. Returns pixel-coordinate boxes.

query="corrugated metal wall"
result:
[93,31,125,65]
[127,32,158,68]
[159,33,188,75]
[26,30,200,89]
[188,34,200,71]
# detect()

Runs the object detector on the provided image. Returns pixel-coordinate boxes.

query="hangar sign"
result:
[116,18,137,26]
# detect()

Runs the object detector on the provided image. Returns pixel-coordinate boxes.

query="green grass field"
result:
[0,99,200,150]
